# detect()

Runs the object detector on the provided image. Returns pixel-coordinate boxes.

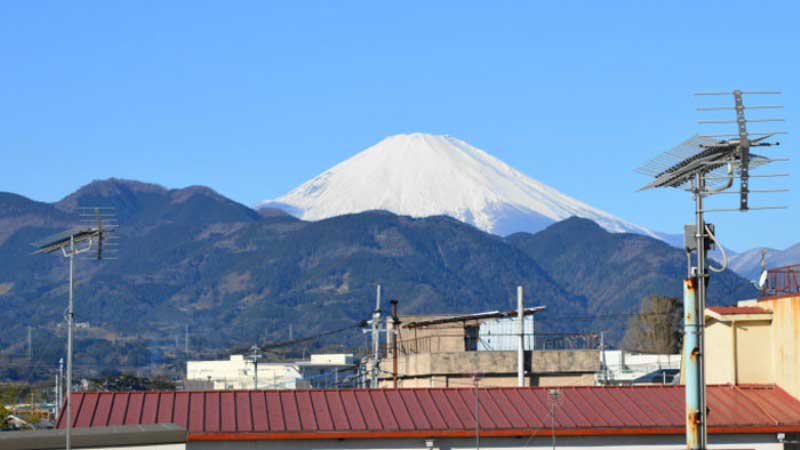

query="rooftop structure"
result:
[381,310,602,388]
[761,263,800,298]
[704,292,800,399]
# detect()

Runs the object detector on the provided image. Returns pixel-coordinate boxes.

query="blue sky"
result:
[1,1,797,250]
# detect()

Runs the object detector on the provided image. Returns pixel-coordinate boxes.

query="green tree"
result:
[622,294,682,354]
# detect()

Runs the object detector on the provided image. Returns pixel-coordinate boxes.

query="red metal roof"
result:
[708,306,771,315]
[57,385,800,440]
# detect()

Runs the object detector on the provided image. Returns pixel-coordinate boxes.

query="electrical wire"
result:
[224,320,368,355]
[705,224,728,273]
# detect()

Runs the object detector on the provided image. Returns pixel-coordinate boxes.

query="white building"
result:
[186,353,355,390]
[598,349,681,384]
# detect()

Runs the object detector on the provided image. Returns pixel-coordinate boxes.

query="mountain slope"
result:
[0,180,757,378]
[57,178,262,224]
[0,182,581,376]
[506,218,758,340]
[260,133,657,238]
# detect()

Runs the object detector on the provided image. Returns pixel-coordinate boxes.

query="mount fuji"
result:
[259,133,658,238]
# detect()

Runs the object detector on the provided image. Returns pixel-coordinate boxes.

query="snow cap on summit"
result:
[259,133,656,237]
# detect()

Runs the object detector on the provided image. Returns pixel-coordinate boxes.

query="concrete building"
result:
[53,386,800,450]
[186,353,356,390]
[379,310,600,387]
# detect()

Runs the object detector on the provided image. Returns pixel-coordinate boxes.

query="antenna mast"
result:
[637,90,787,450]
[32,207,117,450]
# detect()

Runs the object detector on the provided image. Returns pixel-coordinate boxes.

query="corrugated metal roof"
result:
[708,306,771,315]
[57,385,800,440]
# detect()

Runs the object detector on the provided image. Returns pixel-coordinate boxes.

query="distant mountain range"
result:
[259,133,659,238]
[728,244,800,280]
[0,179,757,378]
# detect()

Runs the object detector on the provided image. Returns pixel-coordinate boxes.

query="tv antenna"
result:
[637,90,788,450]
[32,207,117,450]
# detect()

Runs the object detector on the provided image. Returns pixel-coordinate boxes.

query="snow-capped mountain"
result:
[259,133,658,238]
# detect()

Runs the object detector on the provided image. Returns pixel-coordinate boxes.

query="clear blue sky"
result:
[1,1,797,250]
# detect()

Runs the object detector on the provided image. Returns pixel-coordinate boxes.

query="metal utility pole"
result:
[371,285,382,388]
[688,170,709,449]
[390,299,399,388]
[184,324,189,356]
[517,286,524,387]
[246,345,264,390]
[56,358,63,419]
[637,90,787,450]
[65,236,76,450]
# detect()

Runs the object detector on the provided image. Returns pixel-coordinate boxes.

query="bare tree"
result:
[622,295,682,354]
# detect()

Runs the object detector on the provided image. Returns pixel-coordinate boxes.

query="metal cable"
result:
[705,224,728,273]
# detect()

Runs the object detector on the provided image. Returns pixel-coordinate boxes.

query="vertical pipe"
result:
[684,277,701,450]
[517,286,524,387]
[66,236,74,450]
[58,358,63,419]
[391,299,399,389]
[600,331,608,385]
[371,285,381,388]
[732,320,738,385]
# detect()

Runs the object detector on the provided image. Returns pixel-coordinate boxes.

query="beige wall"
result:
[382,350,599,378]
[764,295,800,399]
[705,317,773,385]
[536,373,597,387]
[736,320,773,384]
[378,373,597,388]
[705,321,735,384]
[379,350,599,388]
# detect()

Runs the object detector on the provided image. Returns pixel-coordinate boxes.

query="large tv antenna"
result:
[32,207,117,450]
[637,90,788,450]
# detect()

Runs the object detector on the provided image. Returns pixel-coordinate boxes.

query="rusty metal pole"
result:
[692,172,709,449]
[683,277,703,449]
[391,299,399,388]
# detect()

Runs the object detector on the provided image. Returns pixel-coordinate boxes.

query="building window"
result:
[465,325,479,351]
